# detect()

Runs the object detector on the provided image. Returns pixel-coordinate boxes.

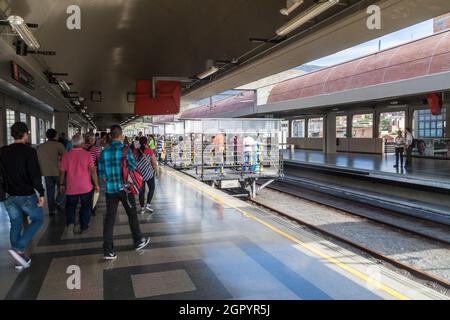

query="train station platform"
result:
[283,150,450,191]
[0,168,446,300]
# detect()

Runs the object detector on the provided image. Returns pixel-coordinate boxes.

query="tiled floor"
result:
[284,150,450,183]
[0,168,446,300]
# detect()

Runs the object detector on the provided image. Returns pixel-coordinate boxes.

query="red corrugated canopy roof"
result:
[267,30,450,104]
[180,91,255,118]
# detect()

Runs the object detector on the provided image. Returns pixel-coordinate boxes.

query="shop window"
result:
[30,116,37,145]
[39,119,45,144]
[379,111,405,142]
[292,119,305,138]
[308,118,323,138]
[413,108,446,138]
[336,116,347,138]
[352,113,373,138]
[6,109,16,145]
[20,113,27,124]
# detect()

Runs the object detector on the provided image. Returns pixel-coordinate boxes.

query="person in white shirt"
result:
[243,135,256,172]
[394,130,406,169]
[404,128,414,168]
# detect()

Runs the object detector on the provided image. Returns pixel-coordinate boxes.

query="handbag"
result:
[121,147,143,195]
[137,149,154,181]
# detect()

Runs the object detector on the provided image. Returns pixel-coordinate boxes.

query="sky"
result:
[298,19,435,68]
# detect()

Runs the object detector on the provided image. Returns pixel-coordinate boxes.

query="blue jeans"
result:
[44,176,65,214]
[4,195,44,252]
[65,191,92,230]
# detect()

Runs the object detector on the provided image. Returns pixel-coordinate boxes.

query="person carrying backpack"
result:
[133,136,159,214]
[97,125,150,260]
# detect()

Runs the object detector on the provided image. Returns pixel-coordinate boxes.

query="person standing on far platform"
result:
[404,128,414,168]
[394,130,406,169]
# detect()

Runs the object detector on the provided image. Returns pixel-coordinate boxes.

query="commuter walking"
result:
[59,134,100,235]
[83,132,102,166]
[0,122,45,269]
[37,129,66,216]
[157,135,164,161]
[404,128,414,168]
[98,125,150,260]
[58,132,73,151]
[148,135,157,153]
[133,136,159,214]
[394,130,406,169]
[83,132,102,216]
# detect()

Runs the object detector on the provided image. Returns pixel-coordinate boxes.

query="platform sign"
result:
[10,61,35,90]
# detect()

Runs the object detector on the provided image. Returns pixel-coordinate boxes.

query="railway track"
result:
[244,180,450,290]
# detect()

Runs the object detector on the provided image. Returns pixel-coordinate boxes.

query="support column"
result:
[54,111,69,137]
[446,104,450,138]
[324,113,337,154]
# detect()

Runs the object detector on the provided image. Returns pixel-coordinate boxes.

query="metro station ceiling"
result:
[1,0,450,128]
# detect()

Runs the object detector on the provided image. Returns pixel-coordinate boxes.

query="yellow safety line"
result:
[164,169,410,300]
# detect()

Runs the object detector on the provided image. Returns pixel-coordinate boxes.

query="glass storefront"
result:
[336,116,347,138]
[308,118,323,138]
[292,119,305,138]
[352,113,373,138]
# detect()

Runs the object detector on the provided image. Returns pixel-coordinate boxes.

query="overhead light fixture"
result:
[280,0,304,16]
[197,66,219,80]
[276,0,340,36]
[249,37,286,44]
[72,100,81,106]
[58,80,71,92]
[7,16,41,49]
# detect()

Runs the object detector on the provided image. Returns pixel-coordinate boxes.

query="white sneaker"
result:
[140,207,146,214]
[145,204,154,213]
[8,250,31,269]
[66,224,75,236]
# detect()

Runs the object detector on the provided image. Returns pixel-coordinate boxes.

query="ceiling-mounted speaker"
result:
[134,80,181,116]
[91,91,102,102]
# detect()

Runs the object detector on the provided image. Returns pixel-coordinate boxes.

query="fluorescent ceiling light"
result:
[280,0,304,16]
[276,0,340,36]
[7,15,41,49]
[197,66,219,80]
[58,80,70,92]
[72,100,81,106]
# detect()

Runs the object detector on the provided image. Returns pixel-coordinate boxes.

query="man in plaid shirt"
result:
[98,125,150,260]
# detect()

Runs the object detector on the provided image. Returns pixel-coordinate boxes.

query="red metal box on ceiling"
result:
[134,80,181,116]
[427,93,443,116]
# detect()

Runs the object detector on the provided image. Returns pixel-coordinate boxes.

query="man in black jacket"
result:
[0,122,45,269]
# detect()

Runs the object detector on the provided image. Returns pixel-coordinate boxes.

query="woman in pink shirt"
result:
[59,134,100,235]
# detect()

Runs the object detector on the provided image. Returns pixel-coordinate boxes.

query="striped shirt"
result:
[83,143,102,165]
[98,141,137,194]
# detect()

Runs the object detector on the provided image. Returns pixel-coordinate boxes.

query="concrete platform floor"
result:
[284,150,450,184]
[0,168,446,300]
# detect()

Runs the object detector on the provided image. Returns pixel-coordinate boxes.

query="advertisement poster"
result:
[413,139,450,158]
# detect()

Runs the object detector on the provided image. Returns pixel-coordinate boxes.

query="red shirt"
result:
[60,148,94,195]
[133,147,154,158]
